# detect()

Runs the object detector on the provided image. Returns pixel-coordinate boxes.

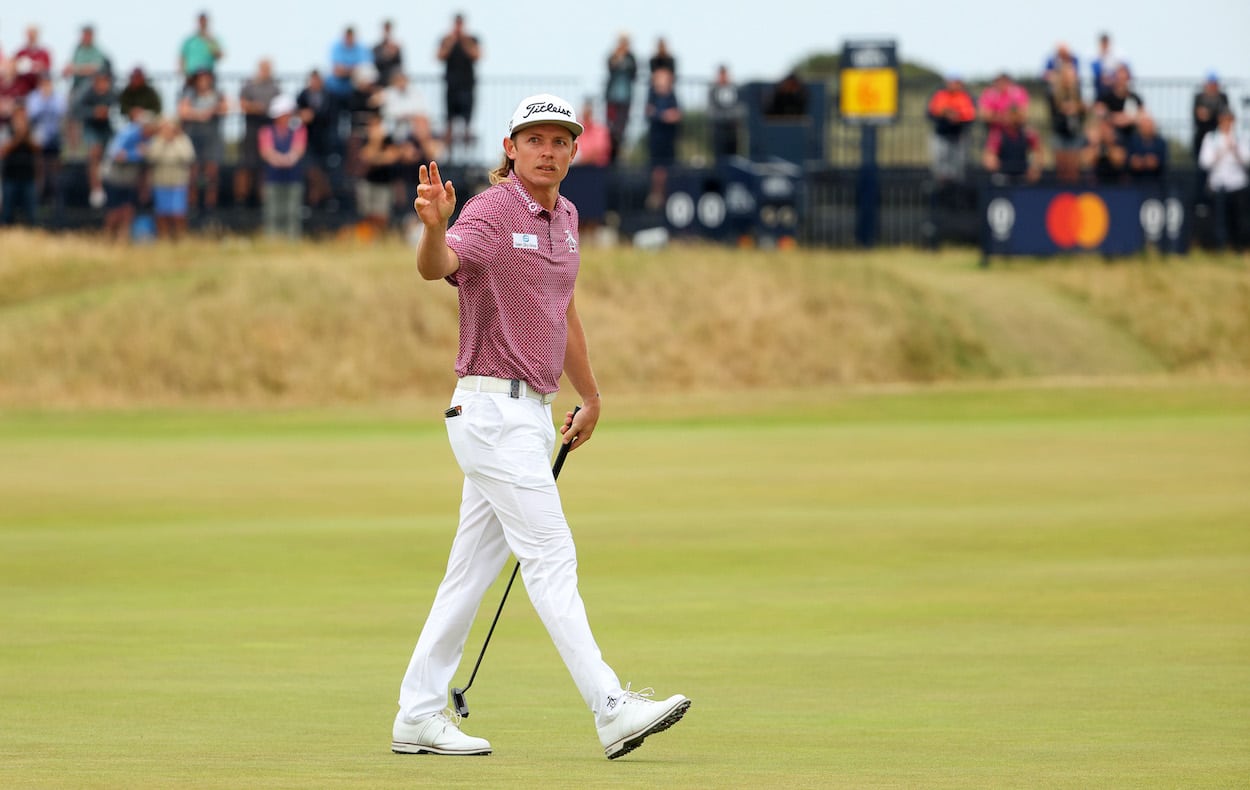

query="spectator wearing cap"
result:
[348,62,384,130]
[178,69,228,212]
[926,73,977,184]
[146,116,196,241]
[258,95,307,241]
[236,58,282,206]
[1192,72,1230,165]
[180,12,224,82]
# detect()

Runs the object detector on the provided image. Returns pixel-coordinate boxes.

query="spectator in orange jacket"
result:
[926,74,977,183]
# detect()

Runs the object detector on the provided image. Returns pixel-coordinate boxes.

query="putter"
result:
[451,405,581,718]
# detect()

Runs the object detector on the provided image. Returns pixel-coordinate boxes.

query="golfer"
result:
[392,93,690,759]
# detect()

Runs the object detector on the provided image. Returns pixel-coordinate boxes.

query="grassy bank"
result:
[1,229,1248,407]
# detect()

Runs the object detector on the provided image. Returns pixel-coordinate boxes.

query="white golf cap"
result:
[508,93,583,138]
[268,94,297,118]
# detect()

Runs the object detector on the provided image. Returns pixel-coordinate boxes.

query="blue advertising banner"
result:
[662,158,803,245]
[981,185,1187,260]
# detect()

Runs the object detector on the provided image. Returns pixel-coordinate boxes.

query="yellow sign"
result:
[840,68,898,119]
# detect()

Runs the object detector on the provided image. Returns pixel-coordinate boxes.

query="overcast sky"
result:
[11,0,1249,91]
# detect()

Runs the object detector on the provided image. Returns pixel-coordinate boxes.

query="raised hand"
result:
[414,161,457,228]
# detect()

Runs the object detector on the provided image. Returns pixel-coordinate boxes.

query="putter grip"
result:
[552,405,581,480]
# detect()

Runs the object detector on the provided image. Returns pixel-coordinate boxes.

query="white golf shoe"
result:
[596,684,691,759]
[392,710,492,756]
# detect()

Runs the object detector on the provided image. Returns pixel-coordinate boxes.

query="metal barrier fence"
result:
[21,69,1248,249]
[80,71,1249,170]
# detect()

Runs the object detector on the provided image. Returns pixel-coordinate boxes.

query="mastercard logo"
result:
[1045,193,1110,249]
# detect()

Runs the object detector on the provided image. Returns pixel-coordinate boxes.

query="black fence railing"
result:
[10,70,1247,250]
[58,70,1250,169]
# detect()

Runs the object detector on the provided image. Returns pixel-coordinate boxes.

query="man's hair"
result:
[488,154,514,186]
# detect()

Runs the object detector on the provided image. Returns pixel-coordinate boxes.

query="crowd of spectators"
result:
[925,33,1168,189]
[0,13,459,240]
[923,32,1246,250]
[925,31,1239,193]
[0,19,1245,249]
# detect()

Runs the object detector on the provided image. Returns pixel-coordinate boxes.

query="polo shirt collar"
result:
[509,178,568,218]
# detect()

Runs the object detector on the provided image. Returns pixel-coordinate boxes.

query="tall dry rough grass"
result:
[1032,261,1250,374]
[1,228,1247,408]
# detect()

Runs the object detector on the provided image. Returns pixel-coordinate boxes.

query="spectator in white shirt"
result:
[380,72,439,159]
[1198,109,1249,253]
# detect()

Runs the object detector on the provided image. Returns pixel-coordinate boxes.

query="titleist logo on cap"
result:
[521,101,573,120]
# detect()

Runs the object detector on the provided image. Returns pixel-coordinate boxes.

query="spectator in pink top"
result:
[258,94,307,240]
[393,92,691,762]
[572,98,611,167]
[978,72,1029,136]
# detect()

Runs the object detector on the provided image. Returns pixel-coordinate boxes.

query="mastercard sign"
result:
[982,186,1185,260]
[1045,193,1109,249]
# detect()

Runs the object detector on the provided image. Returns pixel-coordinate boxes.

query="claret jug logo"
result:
[1045,192,1110,249]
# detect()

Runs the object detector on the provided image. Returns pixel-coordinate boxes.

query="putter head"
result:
[451,687,470,718]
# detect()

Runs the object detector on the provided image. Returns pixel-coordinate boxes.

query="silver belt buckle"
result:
[509,379,521,399]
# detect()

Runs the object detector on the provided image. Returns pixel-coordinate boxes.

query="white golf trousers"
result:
[398,388,621,723]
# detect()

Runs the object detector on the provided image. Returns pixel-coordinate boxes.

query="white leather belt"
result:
[457,375,557,405]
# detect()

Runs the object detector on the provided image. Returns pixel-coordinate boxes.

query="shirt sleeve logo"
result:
[512,233,540,250]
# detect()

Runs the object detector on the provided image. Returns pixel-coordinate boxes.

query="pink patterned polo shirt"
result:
[445,178,581,395]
